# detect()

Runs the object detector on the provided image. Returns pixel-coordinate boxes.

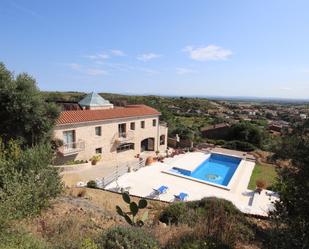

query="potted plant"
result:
[256,179,266,194]
[90,155,101,165]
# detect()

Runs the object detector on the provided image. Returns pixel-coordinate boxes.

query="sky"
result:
[1,0,309,99]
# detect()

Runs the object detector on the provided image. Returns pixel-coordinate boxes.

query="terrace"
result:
[104,150,278,217]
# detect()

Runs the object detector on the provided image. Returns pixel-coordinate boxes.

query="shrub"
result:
[214,140,226,146]
[228,122,263,147]
[186,197,242,217]
[0,140,62,226]
[159,198,254,247]
[51,138,63,151]
[159,202,192,225]
[97,226,159,249]
[80,238,98,249]
[223,140,256,152]
[87,180,97,189]
[0,228,48,249]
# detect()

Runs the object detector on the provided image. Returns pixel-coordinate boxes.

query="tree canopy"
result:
[228,122,264,147]
[0,63,62,231]
[0,63,59,146]
[270,120,309,248]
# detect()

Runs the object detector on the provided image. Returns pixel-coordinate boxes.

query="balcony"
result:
[114,131,134,144]
[58,141,85,156]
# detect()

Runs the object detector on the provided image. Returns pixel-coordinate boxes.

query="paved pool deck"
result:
[105,151,278,217]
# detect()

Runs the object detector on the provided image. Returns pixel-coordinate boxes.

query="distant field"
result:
[248,163,278,190]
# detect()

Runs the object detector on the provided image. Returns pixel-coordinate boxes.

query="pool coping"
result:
[162,152,245,191]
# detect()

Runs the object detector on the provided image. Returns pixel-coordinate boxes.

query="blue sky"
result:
[1,0,309,99]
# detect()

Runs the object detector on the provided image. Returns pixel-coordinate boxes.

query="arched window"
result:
[160,135,165,145]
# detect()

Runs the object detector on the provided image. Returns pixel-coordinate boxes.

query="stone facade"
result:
[54,114,168,164]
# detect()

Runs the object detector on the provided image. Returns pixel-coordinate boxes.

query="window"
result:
[95,126,102,136]
[130,122,135,130]
[141,121,145,128]
[63,130,76,147]
[117,143,134,153]
[152,119,157,127]
[118,123,126,138]
[160,135,166,145]
[95,148,102,154]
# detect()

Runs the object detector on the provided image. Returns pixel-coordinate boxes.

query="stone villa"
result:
[53,92,168,164]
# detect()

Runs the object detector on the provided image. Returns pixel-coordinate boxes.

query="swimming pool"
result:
[170,153,241,187]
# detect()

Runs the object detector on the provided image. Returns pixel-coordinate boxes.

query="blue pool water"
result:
[171,153,241,186]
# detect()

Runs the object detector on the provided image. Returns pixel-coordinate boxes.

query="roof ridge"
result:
[56,104,160,125]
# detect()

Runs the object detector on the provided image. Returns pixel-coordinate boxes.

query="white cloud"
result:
[176,67,197,75]
[84,53,109,60]
[68,63,107,76]
[137,53,161,62]
[110,49,126,56]
[184,45,232,61]
[85,50,126,60]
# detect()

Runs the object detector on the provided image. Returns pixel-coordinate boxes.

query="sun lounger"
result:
[174,192,188,201]
[153,185,168,195]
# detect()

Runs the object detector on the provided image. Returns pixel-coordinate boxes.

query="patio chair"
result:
[174,192,188,201]
[152,185,168,196]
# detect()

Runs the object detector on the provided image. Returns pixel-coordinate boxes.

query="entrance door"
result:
[140,138,155,152]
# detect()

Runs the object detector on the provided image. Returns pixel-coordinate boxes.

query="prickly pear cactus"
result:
[116,191,149,227]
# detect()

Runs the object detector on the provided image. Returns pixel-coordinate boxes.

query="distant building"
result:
[53,92,168,164]
[268,121,290,135]
[268,124,282,133]
[300,113,307,120]
[200,123,230,140]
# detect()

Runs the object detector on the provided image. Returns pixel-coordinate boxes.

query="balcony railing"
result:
[114,131,134,144]
[59,141,85,156]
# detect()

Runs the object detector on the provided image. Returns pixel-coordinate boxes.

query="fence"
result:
[97,158,146,188]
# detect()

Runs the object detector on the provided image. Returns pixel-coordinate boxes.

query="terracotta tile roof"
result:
[56,105,160,125]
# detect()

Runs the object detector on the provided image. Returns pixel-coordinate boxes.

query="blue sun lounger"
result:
[174,192,188,201]
[153,185,168,195]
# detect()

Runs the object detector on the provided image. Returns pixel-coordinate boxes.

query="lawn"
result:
[248,163,278,190]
